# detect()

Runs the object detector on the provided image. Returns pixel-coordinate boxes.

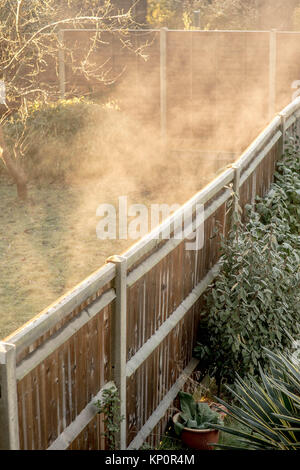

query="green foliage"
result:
[213,348,300,450]
[147,0,299,31]
[147,0,182,28]
[194,139,300,385]
[147,0,259,30]
[5,98,93,142]
[256,136,300,236]
[174,392,223,436]
[197,0,258,31]
[0,0,135,113]
[95,386,124,450]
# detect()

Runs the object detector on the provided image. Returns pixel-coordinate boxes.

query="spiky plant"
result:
[208,348,300,450]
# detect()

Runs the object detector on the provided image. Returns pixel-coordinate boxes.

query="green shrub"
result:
[95,386,124,450]
[3,98,120,181]
[256,136,300,236]
[194,140,300,386]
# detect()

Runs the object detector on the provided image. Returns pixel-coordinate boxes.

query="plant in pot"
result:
[173,391,225,450]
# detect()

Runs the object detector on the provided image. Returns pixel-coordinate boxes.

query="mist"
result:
[2,12,300,338]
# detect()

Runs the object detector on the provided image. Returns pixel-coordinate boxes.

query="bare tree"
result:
[0,0,148,199]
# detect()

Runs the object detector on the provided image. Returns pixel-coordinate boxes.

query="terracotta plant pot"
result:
[173,413,220,450]
[173,402,228,450]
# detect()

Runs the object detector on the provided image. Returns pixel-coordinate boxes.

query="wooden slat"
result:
[16,290,115,380]
[127,358,199,450]
[126,262,220,378]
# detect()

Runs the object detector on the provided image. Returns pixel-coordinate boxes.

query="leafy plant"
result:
[3,98,120,182]
[147,1,182,28]
[212,348,300,450]
[174,392,223,436]
[147,0,259,30]
[95,386,124,450]
[256,135,300,236]
[194,140,300,386]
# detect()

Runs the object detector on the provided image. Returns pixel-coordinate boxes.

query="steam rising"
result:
[2,22,300,339]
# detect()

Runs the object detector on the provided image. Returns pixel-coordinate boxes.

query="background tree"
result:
[190,0,258,30]
[147,0,300,31]
[147,0,259,30]
[0,0,145,199]
[256,0,299,30]
[292,1,300,29]
[147,0,183,28]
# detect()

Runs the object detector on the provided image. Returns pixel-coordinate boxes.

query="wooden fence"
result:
[1,97,300,450]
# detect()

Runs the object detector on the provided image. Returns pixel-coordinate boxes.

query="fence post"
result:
[278,112,286,158]
[160,27,167,144]
[0,342,20,450]
[232,163,241,217]
[108,255,127,450]
[58,30,66,99]
[269,29,277,120]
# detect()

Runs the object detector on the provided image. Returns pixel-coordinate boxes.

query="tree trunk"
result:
[0,127,28,200]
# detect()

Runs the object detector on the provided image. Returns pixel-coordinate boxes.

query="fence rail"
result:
[1,97,300,450]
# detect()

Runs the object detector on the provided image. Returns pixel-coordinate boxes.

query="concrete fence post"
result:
[269,29,277,120]
[160,27,168,143]
[278,112,286,157]
[58,30,66,99]
[0,342,20,450]
[108,255,127,450]
[232,164,241,216]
